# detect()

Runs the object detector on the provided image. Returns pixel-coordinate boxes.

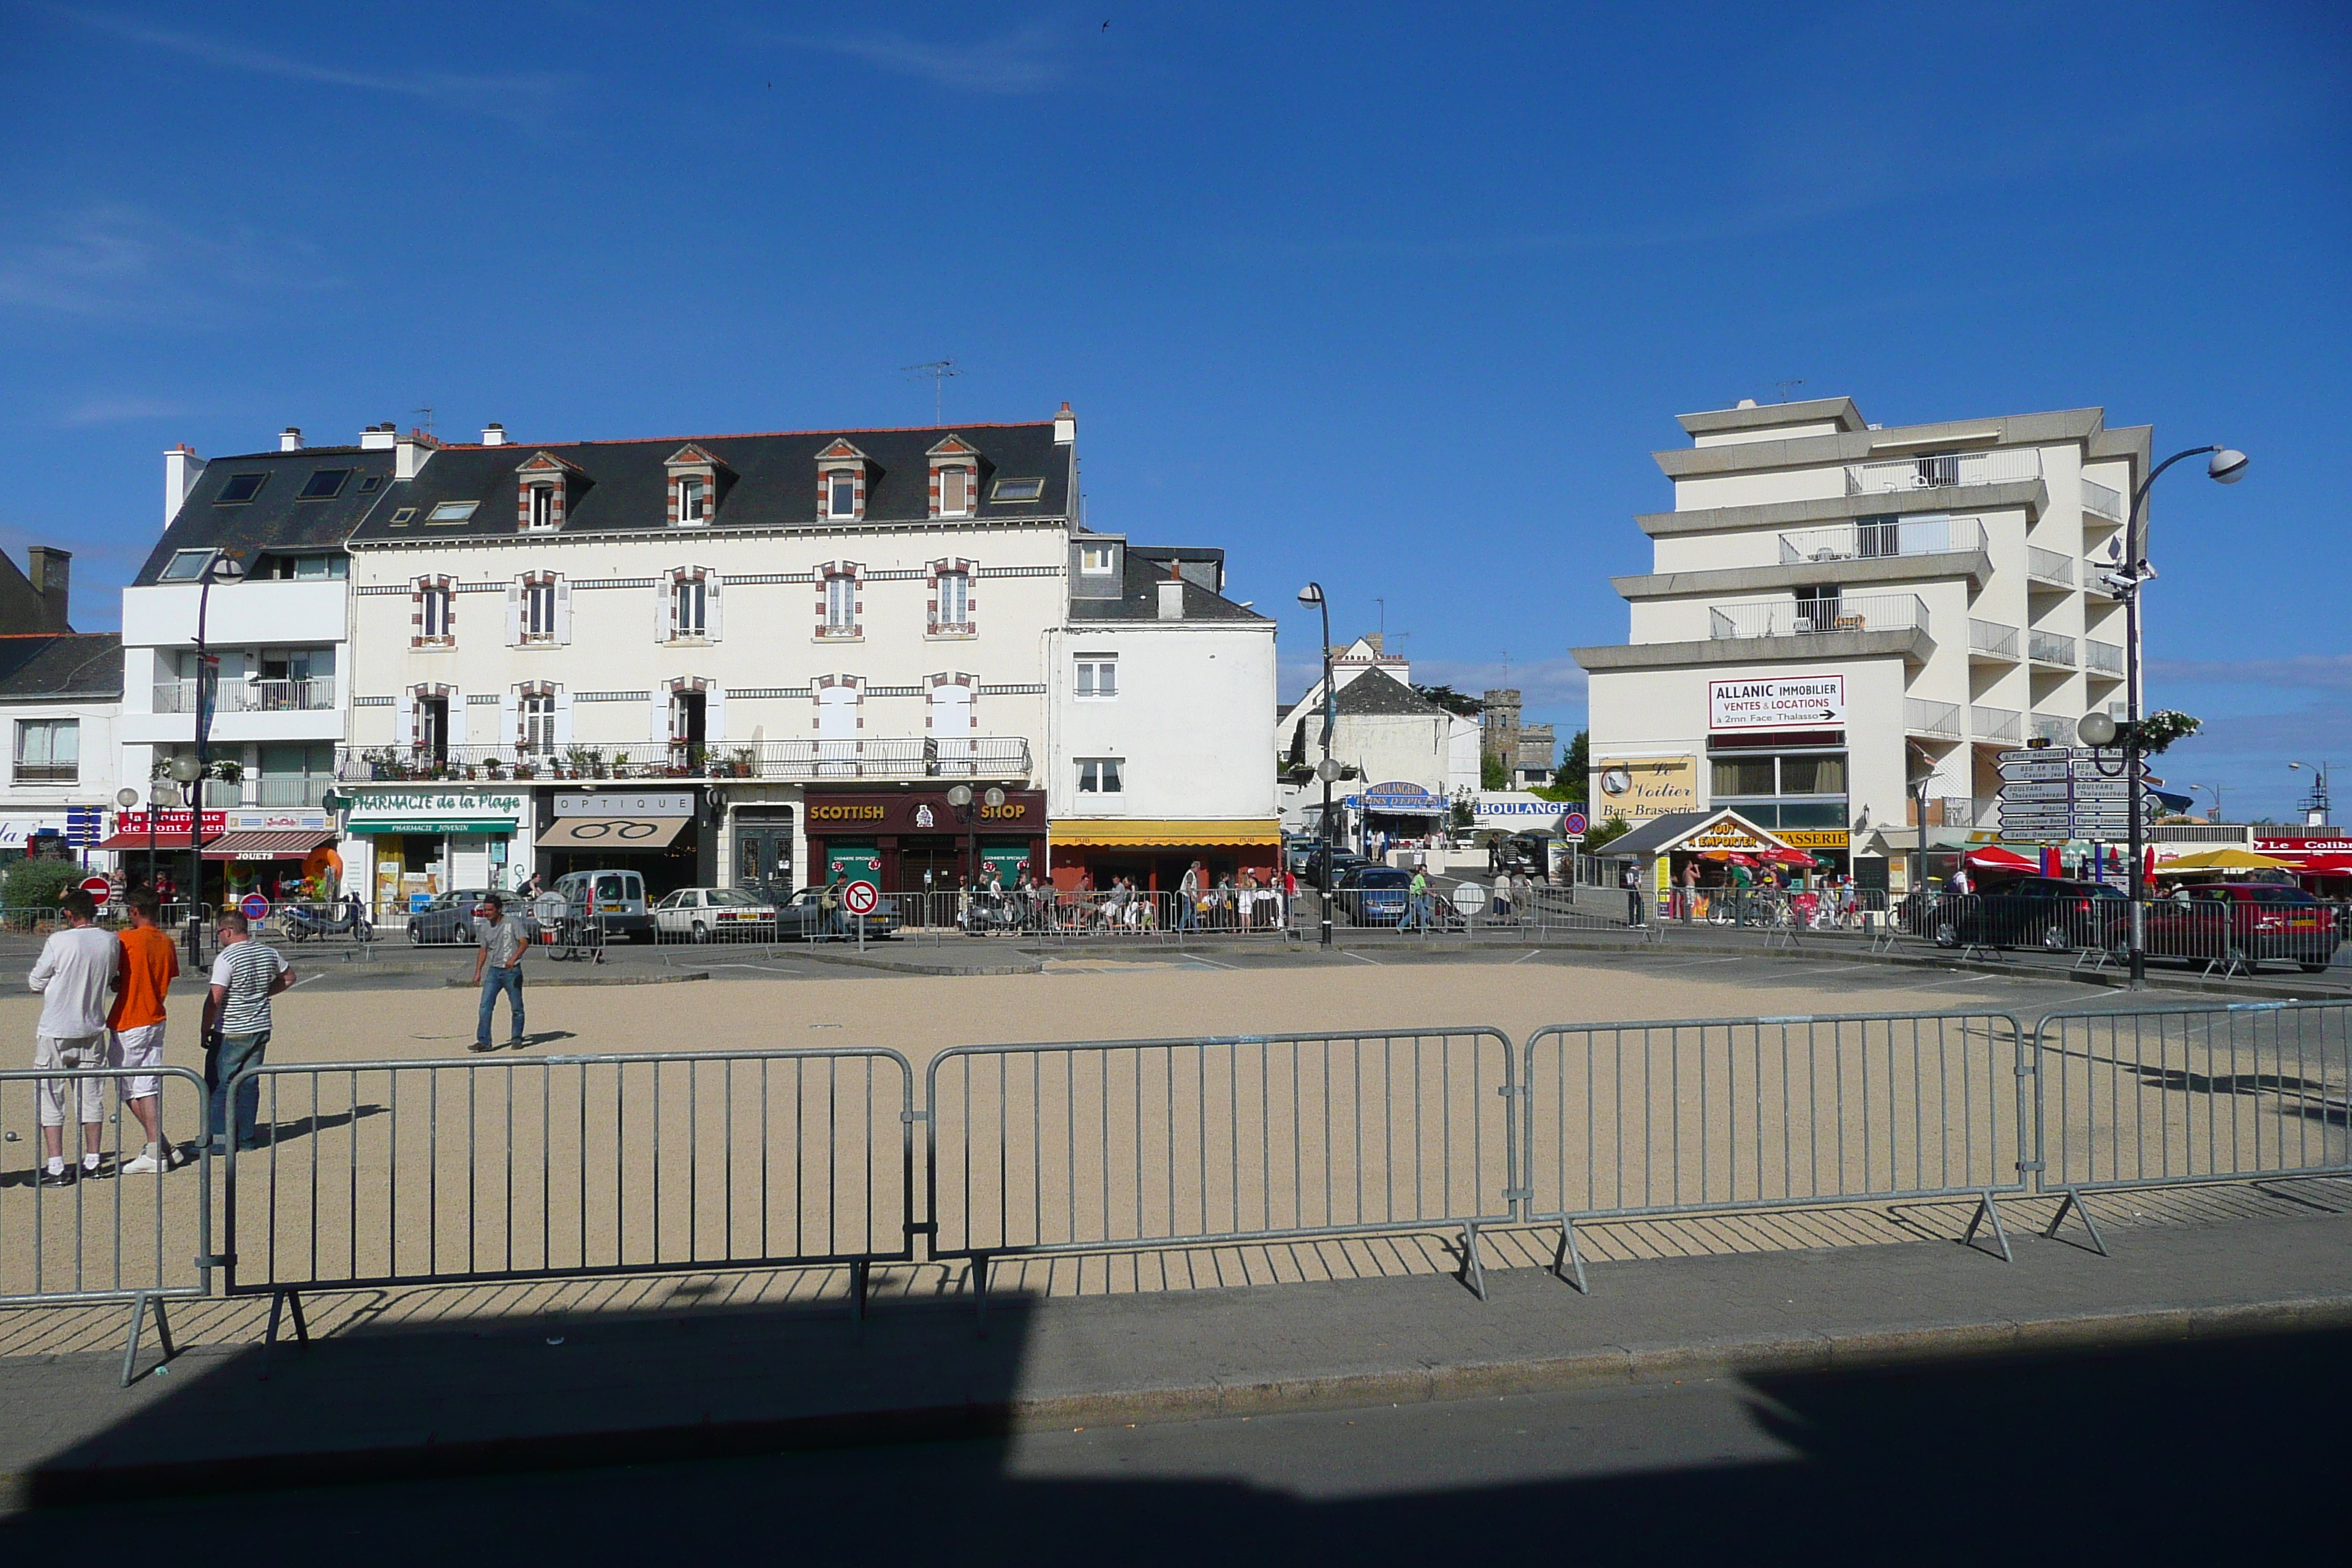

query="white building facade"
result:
[1575,397,2149,892]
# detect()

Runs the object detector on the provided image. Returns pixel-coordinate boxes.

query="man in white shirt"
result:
[28,887,120,1186]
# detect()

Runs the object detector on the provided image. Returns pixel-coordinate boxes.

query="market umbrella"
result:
[2152,848,2296,874]
[1760,847,1814,867]
[1964,845,2038,871]
[1697,850,1733,862]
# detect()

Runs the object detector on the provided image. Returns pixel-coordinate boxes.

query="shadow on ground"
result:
[4,1294,2344,1558]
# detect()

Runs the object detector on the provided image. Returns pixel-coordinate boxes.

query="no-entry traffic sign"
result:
[80,875,111,908]
[841,880,878,916]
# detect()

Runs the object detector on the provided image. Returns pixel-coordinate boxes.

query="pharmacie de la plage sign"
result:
[1709,674,1846,731]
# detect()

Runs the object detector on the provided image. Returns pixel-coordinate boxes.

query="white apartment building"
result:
[1275,635,1481,843]
[0,547,123,859]
[1575,396,2149,892]
[329,404,1276,913]
[1045,541,1278,886]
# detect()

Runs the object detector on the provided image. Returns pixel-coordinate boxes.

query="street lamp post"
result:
[2289,761,2333,827]
[184,550,248,964]
[2080,444,2246,988]
[1298,583,1337,949]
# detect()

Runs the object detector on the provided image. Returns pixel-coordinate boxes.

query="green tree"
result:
[4,857,85,914]
[1481,753,1508,791]
[1562,729,1588,793]
[1583,815,1632,851]
[1413,684,1485,717]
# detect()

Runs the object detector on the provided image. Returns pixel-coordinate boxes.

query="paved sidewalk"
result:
[7,1198,2350,1509]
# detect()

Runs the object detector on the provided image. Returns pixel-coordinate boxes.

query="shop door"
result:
[736,826,794,893]
[821,842,881,901]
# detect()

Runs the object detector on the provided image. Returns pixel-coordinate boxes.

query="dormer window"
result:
[529,487,555,529]
[927,434,982,520]
[661,442,731,529]
[1080,545,1116,576]
[815,439,870,523]
[514,451,584,532]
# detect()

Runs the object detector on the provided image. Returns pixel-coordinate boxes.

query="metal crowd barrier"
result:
[1,1066,214,1384]
[219,1048,916,1338]
[1521,1011,2032,1289]
[924,1028,1518,1303]
[2030,1000,2352,1252]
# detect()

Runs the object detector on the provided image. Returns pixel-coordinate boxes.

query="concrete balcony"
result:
[2081,478,2126,523]
[335,736,1033,785]
[1847,448,2040,496]
[1971,705,2022,745]
[2027,629,2077,668]
[1969,619,2020,663]
[153,676,336,715]
[1707,592,1928,639]
[2085,638,2125,677]
[1903,698,1963,739]
[2026,546,2076,590]
[1777,515,1985,566]
[2029,712,2074,745]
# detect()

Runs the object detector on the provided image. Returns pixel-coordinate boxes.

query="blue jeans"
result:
[478,965,525,1045]
[1177,895,1198,931]
[206,1029,271,1151]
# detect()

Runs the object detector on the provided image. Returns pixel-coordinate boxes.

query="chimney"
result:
[360,423,397,450]
[481,422,508,446]
[26,547,71,632]
[163,444,206,526]
[396,428,437,480]
[1156,562,1185,622]
[1053,401,1077,445]
[280,426,304,451]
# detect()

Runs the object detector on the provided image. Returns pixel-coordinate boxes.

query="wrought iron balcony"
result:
[1706,592,1928,639]
[333,736,1033,785]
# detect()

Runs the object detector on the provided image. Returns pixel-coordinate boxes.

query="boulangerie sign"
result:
[1709,674,1846,731]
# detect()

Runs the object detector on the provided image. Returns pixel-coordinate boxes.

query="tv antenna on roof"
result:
[902,360,962,423]
[412,405,435,435]
[1772,380,1806,404]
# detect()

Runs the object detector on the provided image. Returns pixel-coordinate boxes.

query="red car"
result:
[2139,882,2340,973]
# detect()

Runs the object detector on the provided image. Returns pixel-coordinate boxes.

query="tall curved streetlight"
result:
[1297,583,1339,949]
[2078,445,2247,987]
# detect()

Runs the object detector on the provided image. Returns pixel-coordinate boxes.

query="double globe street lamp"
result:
[2076,444,2247,988]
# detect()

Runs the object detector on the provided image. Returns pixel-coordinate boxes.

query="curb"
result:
[795,948,1044,977]
[439,970,709,987]
[13,1293,2351,1510]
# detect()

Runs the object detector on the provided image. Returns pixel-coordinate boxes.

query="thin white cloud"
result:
[46,7,573,127]
[0,203,336,323]
[2148,654,2352,692]
[56,394,189,426]
[777,21,1071,94]
[1411,656,1589,712]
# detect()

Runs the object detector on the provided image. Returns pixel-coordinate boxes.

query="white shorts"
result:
[112,1022,167,1100]
[34,1033,108,1126]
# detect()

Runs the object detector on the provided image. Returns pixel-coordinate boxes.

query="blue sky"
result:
[2,1,2345,818]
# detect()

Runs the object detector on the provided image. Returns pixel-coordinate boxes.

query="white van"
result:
[552,868,653,941]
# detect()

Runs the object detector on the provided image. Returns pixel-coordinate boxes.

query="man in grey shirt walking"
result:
[472,894,530,1052]
[28,888,120,1186]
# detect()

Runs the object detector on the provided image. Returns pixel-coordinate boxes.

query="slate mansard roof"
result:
[1068,546,1269,624]
[135,446,398,586]
[0,633,123,700]
[350,421,1074,546]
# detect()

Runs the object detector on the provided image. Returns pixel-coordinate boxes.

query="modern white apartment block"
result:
[1575,396,2149,890]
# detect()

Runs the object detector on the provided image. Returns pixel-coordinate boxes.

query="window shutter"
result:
[655,578,672,643]
[554,689,574,747]
[649,693,669,745]
[500,690,520,752]
[705,574,723,642]
[554,576,573,644]
[505,581,522,646]
[706,685,727,745]
[396,689,415,749]
[446,686,467,747]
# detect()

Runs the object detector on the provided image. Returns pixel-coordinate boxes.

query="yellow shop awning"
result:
[1052,818,1282,848]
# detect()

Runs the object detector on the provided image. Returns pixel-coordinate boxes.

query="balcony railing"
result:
[12,761,78,783]
[2081,478,2125,523]
[2029,712,2074,745]
[152,676,336,715]
[2028,629,2077,666]
[1845,448,2041,496]
[1776,515,1985,565]
[252,775,332,809]
[1706,592,1928,640]
[1903,698,1962,739]
[2025,546,2076,587]
[335,736,1033,785]
[2085,638,2125,676]
[1969,619,2020,660]
[1971,705,2022,744]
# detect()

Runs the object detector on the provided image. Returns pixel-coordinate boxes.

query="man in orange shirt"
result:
[109,889,189,1174]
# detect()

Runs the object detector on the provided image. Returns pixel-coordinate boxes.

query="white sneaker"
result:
[121,1147,162,1175]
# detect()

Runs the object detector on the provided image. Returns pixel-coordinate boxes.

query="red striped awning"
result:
[197,831,336,862]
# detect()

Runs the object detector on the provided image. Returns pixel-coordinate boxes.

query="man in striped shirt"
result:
[203,911,293,1153]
